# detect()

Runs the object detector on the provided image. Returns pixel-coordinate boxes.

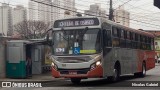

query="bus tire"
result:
[140,62,146,77]
[108,64,120,82]
[134,62,146,77]
[71,78,81,84]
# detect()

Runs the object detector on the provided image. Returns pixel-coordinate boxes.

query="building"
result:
[114,6,130,27]
[29,0,76,24]
[147,30,160,58]
[0,3,27,36]
[12,5,27,26]
[52,0,76,22]
[12,5,27,36]
[28,0,39,21]
[0,3,13,36]
[28,0,52,23]
[84,4,106,17]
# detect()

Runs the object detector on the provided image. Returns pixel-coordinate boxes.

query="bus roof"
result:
[98,17,155,38]
[53,17,154,37]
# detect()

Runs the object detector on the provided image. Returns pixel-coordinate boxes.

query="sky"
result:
[0,0,160,30]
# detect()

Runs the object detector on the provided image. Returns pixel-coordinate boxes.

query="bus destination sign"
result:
[54,18,99,28]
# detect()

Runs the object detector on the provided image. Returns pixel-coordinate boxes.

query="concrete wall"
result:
[0,37,6,78]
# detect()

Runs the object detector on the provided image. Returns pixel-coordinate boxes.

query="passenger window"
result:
[124,31,127,39]
[121,29,124,38]
[103,30,112,47]
[127,31,130,39]
[112,27,118,37]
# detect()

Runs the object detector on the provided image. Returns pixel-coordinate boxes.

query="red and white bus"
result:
[46,17,155,84]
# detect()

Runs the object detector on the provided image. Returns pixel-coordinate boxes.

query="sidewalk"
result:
[155,63,160,66]
[0,72,64,82]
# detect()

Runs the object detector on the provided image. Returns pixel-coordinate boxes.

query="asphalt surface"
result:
[1,64,160,90]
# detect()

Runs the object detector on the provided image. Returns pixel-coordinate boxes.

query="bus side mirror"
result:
[85,27,88,30]
[46,33,49,42]
[45,29,53,46]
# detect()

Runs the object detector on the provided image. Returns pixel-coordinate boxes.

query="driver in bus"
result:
[57,40,67,48]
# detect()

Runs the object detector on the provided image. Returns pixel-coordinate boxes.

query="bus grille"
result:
[57,56,92,63]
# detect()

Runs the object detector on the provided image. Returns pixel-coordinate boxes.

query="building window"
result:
[155,42,158,45]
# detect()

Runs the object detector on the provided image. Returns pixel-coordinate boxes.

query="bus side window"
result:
[103,30,111,47]
[112,27,118,37]
[151,38,154,50]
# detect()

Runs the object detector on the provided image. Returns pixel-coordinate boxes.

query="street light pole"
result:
[51,0,53,24]
[109,0,113,21]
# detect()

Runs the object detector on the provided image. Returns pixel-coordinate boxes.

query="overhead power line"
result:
[7,0,158,23]
[118,0,158,13]
[30,0,160,28]
[114,0,133,10]
[30,0,109,18]
[1,1,160,29]
[30,0,83,15]
[116,0,160,23]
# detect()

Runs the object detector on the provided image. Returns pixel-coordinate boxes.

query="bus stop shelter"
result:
[6,40,47,78]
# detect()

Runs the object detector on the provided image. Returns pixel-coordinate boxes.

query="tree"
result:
[14,20,50,39]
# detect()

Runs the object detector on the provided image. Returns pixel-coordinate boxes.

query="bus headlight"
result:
[90,60,101,70]
[51,62,55,67]
[51,62,57,70]
[96,61,101,66]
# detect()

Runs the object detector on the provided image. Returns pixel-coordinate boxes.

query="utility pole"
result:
[1,5,4,36]
[154,0,160,9]
[51,0,53,24]
[109,0,113,21]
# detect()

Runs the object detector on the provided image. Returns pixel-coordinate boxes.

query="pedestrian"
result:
[26,57,32,77]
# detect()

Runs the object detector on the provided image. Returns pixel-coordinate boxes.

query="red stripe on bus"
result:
[145,51,155,70]
[51,67,61,78]
[137,50,155,72]
[87,65,103,78]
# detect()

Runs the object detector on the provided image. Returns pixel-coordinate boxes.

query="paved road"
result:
[1,65,160,90]
[42,65,160,86]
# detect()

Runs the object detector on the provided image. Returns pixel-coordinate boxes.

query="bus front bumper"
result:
[51,66,103,78]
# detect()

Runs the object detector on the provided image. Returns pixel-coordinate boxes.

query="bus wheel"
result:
[140,63,146,77]
[108,66,120,82]
[71,78,81,84]
[134,63,146,77]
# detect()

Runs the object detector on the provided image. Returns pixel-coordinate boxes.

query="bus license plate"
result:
[69,71,77,75]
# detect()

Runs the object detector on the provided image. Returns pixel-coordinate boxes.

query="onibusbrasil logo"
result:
[1,82,42,88]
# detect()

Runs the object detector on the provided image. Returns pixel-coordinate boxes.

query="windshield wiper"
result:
[59,33,68,41]
[59,28,69,41]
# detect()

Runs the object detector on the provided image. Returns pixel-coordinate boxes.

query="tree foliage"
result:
[14,20,50,39]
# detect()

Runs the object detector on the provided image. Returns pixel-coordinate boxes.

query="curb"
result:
[0,78,46,81]
[0,77,67,82]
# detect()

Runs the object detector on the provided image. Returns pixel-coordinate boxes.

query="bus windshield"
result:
[52,29,101,55]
